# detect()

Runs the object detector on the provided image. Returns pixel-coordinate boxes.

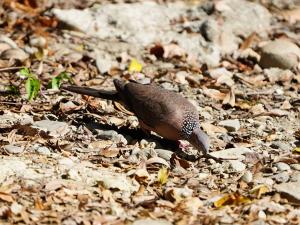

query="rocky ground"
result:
[0,0,300,224]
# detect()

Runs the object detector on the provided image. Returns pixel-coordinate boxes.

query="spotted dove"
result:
[62,79,216,161]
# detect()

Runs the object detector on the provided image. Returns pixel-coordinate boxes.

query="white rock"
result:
[32,120,70,137]
[229,160,246,172]
[219,119,240,132]
[210,147,253,160]
[36,146,51,155]
[259,39,300,69]
[275,181,300,202]
[276,162,291,171]
[10,202,23,215]
[242,171,253,183]
[290,171,300,182]
[291,164,300,171]
[4,145,24,154]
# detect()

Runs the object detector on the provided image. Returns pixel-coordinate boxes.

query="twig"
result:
[0,66,23,73]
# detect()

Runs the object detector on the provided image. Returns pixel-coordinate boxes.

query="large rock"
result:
[259,39,300,69]
[274,181,300,203]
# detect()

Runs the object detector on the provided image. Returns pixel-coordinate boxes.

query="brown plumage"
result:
[62,79,214,160]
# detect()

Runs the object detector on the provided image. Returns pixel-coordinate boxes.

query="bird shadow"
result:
[73,115,179,152]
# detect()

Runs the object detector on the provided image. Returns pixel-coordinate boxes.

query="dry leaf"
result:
[99,148,120,158]
[203,87,226,101]
[0,192,14,203]
[213,193,251,208]
[128,58,142,72]
[250,184,270,198]
[222,88,235,107]
[157,167,169,185]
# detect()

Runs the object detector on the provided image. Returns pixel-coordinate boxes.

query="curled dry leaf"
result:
[202,87,226,101]
[213,193,251,208]
[222,87,235,107]
[0,192,14,203]
[201,122,227,135]
[250,184,271,198]
[176,197,203,215]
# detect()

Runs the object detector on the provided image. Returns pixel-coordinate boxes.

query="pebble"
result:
[4,145,24,154]
[259,39,300,69]
[242,171,253,183]
[155,149,173,161]
[219,119,240,132]
[275,162,291,171]
[36,146,51,156]
[96,130,128,145]
[132,219,172,225]
[291,164,300,171]
[272,172,290,183]
[210,147,253,160]
[229,160,246,172]
[290,171,300,182]
[270,142,291,152]
[0,48,29,61]
[32,120,70,138]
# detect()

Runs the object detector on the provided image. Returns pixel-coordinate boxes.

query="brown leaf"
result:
[222,88,235,107]
[202,87,226,101]
[0,192,14,203]
[240,33,259,50]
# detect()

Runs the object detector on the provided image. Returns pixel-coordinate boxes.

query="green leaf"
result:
[25,77,40,101]
[48,72,73,90]
[6,85,20,95]
[19,67,31,78]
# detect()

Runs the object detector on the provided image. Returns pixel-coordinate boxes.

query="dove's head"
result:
[189,127,210,155]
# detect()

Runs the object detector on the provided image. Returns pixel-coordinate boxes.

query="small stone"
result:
[0,48,29,61]
[58,158,74,168]
[264,68,294,83]
[4,145,24,154]
[242,171,253,183]
[259,39,300,69]
[219,119,240,132]
[258,210,267,220]
[132,219,172,225]
[210,147,253,160]
[10,202,23,215]
[155,149,173,161]
[291,171,300,182]
[175,71,188,84]
[229,160,246,172]
[198,173,209,180]
[276,162,291,171]
[291,164,300,171]
[96,130,127,145]
[36,146,51,155]
[270,141,291,152]
[32,120,70,138]
[272,172,290,183]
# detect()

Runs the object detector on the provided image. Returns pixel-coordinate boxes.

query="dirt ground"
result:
[0,0,300,224]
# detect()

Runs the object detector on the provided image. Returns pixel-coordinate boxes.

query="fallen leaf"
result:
[157,167,169,185]
[213,193,251,208]
[0,192,14,203]
[128,58,142,72]
[250,184,270,198]
[203,87,226,101]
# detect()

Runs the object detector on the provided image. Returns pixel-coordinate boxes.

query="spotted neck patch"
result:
[181,113,198,139]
